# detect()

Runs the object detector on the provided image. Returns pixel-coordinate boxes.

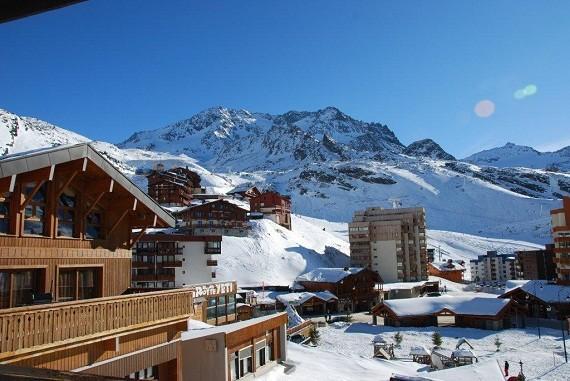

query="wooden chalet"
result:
[294,267,382,312]
[146,165,203,207]
[0,143,286,380]
[500,280,570,320]
[227,186,262,200]
[174,199,250,237]
[427,259,466,283]
[372,295,524,330]
[276,291,338,315]
[249,191,292,230]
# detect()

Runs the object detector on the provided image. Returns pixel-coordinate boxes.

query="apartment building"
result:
[131,233,222,289]
[469,251,516,283]
[348,207,427,283]
[551,196,570,284]
[146,165,204,206]
[250,191,292,230]
[174,199,250,237]
[514,244,556,280]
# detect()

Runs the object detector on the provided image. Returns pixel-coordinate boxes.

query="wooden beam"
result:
[107,209,129,237]
[83,191,106,218]
[55,171,79,198]
[129,226,148,249]
[20,180,45,210]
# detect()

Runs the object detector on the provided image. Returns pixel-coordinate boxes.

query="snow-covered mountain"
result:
[0,108,89,156]
[2,106,569,243]
[464,142,570,171]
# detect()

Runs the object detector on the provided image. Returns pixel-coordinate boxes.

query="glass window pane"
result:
[78,269,97,300]
[12,271,36,307]
[0,272,10,308]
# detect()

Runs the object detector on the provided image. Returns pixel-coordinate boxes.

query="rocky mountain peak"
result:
[403,138,455,161]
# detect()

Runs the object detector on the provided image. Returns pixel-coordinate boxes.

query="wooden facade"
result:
[174,199,250,236]
[427,260,465,283]
[551,197,570,284]
[147,166,203,207]
[296,268,381,312]
[249,191,292,230]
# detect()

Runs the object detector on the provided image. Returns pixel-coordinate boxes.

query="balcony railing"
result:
[205,247,221,255]
[206,260,218,267]
[0,288,194,358]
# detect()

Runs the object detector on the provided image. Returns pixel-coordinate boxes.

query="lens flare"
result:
[514,84,538,100]
[474,100,495,118]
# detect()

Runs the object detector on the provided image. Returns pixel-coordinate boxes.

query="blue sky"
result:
[1,1,570,158]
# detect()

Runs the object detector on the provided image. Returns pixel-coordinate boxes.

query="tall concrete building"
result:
[348,206,427,283]
[551,196,570,284]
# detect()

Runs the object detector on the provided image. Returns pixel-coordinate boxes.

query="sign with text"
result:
[191,282,236,298]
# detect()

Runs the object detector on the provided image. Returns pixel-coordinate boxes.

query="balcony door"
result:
[57,267,102,302]
[0,269,44,308]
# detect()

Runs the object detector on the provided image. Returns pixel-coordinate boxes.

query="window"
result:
[58,267,100,302]
[255,340,267,368]
[57,188,77,237]
[227,294,236,315]
[207,297,217,320]
[0,192,10,234]
[237,347,253,378]
[217,295,226,317]
[85,209,103,239]
[23,182,47,235]
[0,269,43,308]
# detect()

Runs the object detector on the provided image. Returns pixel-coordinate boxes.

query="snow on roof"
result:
[383,281,427,291]
[256,291,286,305]
[182,313,287,341]
[430,359,504,381]
[381,295,511,317]
[296,268,364,283]
[429,262,465,272]
[409,346,431,356]
[276,291,338,306]
[286,305,305,328]
[502,279,570,304]
[372,334,388,344]
[452,348,477,358]
[504,279,529,293]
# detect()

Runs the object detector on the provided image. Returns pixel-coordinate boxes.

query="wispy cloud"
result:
[514,84,538,100]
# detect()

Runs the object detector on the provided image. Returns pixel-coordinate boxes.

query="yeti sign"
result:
[192,282,236,298]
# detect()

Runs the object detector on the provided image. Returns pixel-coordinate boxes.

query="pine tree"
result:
[308,325,321,345]
[394,332,403,347]
[494,336,502,352]
[432,331,443,348]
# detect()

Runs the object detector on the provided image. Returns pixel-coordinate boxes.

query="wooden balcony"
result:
[131,273,175,282]
[204,247,221,255]
[206,260,218,267]
[0,288,195,361]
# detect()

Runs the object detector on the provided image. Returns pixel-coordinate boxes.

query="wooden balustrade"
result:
[0,288,195,355]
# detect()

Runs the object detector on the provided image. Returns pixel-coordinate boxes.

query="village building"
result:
[0,143,286,380]
[294,267,382,312]
[500,280,570,322]
[382,280,440,300]
[180,313,288,381]
[174,199,250,237]
[146,165,204,207]
[249,191,292,230]
[131,232,222,288]
[349,206,428,283]
[514,244,556,281]
[276,291,338,315]
[372,295,524,330]
[469,251,516,283]
[551,196,570,284]
[227,185,262,200]
[427,259,466,283]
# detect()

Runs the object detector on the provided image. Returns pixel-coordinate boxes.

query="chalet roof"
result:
[501,279,570,304]
[429,262,466,272]
[276,291,338,306]
[296,267,365,283]
[451,348,477,358]
[409,346,431,356]
[172,198,249,214]
[379,295,511,317]
[0,143,175,227]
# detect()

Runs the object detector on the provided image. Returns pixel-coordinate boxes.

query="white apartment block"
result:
[469,251,516,283]
[349,206,427,283]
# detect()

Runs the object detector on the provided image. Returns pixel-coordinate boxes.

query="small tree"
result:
[494,336,502,352]
[432,331,443,348]
[308,325,321,345]
[394,332,403,347]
